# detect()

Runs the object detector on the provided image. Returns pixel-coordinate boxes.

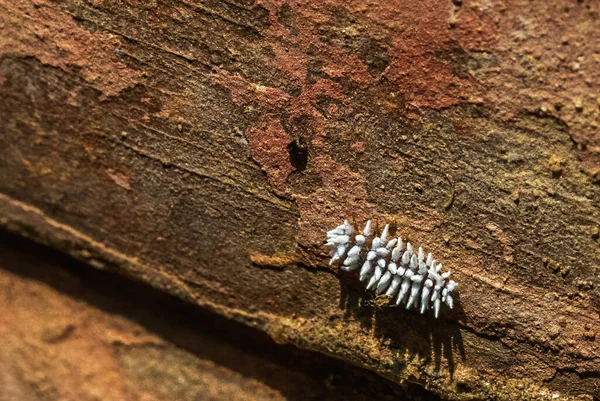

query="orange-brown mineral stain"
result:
[213,70,291,110]
[244,117,295,196]
[351,142,365,154]
[223,0,600,253]
[249,250,299,269]
[293,154,375,248]
[106,169,132,191]
[1,0,140,98]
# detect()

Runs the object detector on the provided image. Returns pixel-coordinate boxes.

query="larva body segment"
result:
[326,220,354,265]
[326,220,458,318]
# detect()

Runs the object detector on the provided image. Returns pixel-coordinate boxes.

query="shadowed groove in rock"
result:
[0,230,441,401]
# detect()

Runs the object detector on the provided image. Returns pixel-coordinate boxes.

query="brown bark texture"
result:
[0,231,417,401]
[1,0,599,400]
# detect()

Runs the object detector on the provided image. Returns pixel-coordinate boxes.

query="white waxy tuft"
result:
[391,247,402,264]
[401,250,410,266]
[380,224,390,242]
[396,268,413,305]
[363,220,372,236]
[331,235,350,245]
[376,271,393,294]
[366,267,382,290]
[446,294,454,309]
[359,259,373,282]
[418,260,428,275]
[326,220,458,318]
[420,279,433,314]
[385,275,402,298]
[376,247,390,258]
[434,298,441,318]
[406,273,423,309]
[409,255,418,270]
[388,261,398,275]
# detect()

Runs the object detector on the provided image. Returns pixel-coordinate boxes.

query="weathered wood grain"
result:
[1,0,599,399]
[0,231,417,401]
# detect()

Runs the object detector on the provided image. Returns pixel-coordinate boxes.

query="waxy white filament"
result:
[326,220,458,318]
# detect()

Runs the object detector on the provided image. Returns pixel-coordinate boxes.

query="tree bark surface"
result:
[0,231,417,401]
[1,0,599,400]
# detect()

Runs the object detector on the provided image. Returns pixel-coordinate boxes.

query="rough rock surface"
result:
[1,0,599,399]
[0,231,419,401]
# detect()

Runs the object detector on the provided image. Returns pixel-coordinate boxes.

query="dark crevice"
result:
[0,230,442,401]
[287,136,309,171]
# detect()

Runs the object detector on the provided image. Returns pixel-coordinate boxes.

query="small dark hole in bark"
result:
[456,383,471,393]
[288,137,309,171]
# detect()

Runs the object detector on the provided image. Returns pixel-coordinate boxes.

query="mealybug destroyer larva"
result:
[326,220,457,318]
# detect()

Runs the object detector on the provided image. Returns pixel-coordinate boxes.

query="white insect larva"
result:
[326,220,458,318]
[384,273,402,298]
[420,279,433,314]
[396,267,413,305]
[406,255,422,309]
[342,232,366,271]
[376,238,403,295]
[367,231,396,291]
[327,220,354,265]
[359,235,381,282]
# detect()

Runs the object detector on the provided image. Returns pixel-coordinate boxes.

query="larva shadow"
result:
[330,218,464,378]
[338,269,466,379]
[0,230,419,401]
[327,220,458,319]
